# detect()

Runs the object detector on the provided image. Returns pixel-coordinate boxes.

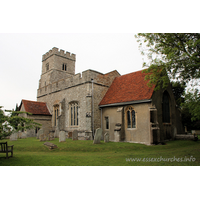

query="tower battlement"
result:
[42,47,76,61]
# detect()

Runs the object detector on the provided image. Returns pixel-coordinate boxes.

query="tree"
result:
[135,33,200,121]
[170,83,200,129]
[182,88,200,122]
[0,106,41,140]
[135,33,200,90]
[171,81,186,108]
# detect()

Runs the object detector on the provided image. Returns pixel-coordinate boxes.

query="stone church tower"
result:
[39,47,76,89]
[37,47,120,139]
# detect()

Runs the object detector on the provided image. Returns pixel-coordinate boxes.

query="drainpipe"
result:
[101,108,102,129]
[91,79,94,138]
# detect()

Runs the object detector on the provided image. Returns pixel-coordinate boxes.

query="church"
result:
[19,47,183,145]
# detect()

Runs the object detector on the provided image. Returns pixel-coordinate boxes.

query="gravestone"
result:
[48,131,54,141]
[78,132,85,140]
[104,132,109,143]
[114,131,120,142]
[10,132,18,141]
[20,132,27,139]
[37,129,43,139]
[39,133,46,142]
[114,123,121,142]
[72,130,78,140]
[59,131,66,142]
[93,128,102,144]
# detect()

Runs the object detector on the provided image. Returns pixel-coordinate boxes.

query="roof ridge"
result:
[119,69,144,77]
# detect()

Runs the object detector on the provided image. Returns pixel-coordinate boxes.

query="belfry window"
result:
[46,63,49,71]
[62,63,67,71]
[70,102,79,126]
[127,107,136,128]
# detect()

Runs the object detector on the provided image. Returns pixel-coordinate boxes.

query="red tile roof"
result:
[20,100,51,116]
[99,70,155,106]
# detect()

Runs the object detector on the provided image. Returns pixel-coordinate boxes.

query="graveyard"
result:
[0,135,200,166]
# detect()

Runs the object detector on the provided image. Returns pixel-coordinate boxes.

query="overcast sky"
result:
[1,1,198,112]
[0,33,145,111]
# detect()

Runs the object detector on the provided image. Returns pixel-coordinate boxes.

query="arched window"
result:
[162,91,170,123]
[53,105,59,127]
[69,102,79,126]
[127,107,136,128]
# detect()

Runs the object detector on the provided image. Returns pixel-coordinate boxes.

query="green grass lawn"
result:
[0,137,200,166]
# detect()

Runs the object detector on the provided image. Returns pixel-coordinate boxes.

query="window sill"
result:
[127,128,137,130]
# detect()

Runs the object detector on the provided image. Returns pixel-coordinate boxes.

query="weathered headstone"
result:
[78,132,85,140]
[10,132,18,141]
[20,132,27,139]
[59,131,66,142]
[114,131,120,142]
[72,130,78,140]
[48,131,54,141]
[93,128,102,144]
[104,132,109,143]
[37,129,43,139]
[114,123,121,142]
[39,133,46,141]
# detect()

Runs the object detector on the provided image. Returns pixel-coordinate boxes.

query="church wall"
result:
[37,48,120,137]
[37,68,120,135]
[26,115,52,137]
[101,102,152,145]
[101,106,123,141]
[151,84,184,142]
[19,104,51,137]
[124,103,151,145]
[37,80,93,133]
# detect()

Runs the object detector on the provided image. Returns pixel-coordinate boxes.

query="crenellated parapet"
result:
[37,69,120,98]
[42,47,76,61]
